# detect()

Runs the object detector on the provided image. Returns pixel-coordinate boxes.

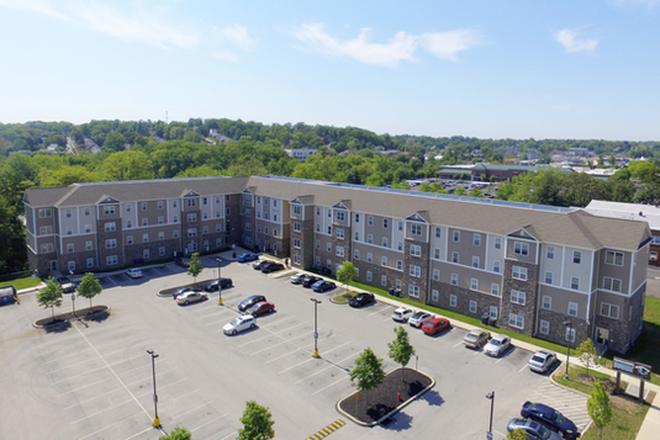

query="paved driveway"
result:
[0,260,590,439]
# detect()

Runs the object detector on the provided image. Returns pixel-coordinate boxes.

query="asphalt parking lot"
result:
[0,255,591,439]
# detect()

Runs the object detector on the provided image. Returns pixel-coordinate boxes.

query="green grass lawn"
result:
[0,276,43,291]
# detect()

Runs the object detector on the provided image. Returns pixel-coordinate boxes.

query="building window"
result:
[66,243,74,253]
[571,277,580,290]
[489,306,498,320]
[39,208,52,218]
[127,235,133,245]
[327,242,332,252]
[546,246,555,259]
[65,209,72,218]
[382,218,389,229]
[432,289,439,302]
[216,224,222,233]
[381,275,388,287]
[273,229,278,237]
[398,241,404,251]
[565,327,576,343]
[568,302,578,317]
[293,238,301,249]
[143,233,149,242]
[159,247,166,256]
[573,251,582,264]
[264,227,269,235]
[491,283,500,296]
[142,218,148,227]
[435,227,441,238]
[66,226,73,236]
[606,251,624,266]
[106,255,118,266]
[354,249,360,260]
[545,271,553,284]
[172,215,178,223]
[450,294,457,307]
[41,243,54,253]
[398,221,403,231]
[354,232,360,241]
[336,246,345,257]
[396,260,403,270]
[542,295,552,310]
[327,208,331,218]
[451,273,458,286]
[540,320,550,335]
[316,240,320,249]
[326,226,331,235]
[294,222,301,232]
[367,234,373,244]
[453,230,460,242]
[510,289,526,305]
[493,260,501,273]
[354,213,359,223]
[187,213,197,222]
[216,238,222,247]
[381,256,388,267]
[508,314,524,329]
[367,252,373,263]
[226,207,231,216]
[409,285,420,298]
[158,216,164,225]
[293,205,302,216]
[367,271,373,282]
[410,244,422,257]
[316,224,320,232]
[173,230,179,238]
[187,228,197,238]
[368,216,373,226]
[514,242,529,256]
[84,207,91,216]
[451,252,459,263]
[173,200,178,208]
[382,237,388,247]
[186,199,196,208]
[432,269,440,281]
[143,249,150,259]
[469,300,477,313]
[86,258,94,268]
[105,239,117,249]
[434,248,440,259]
[86,241,93,251]
[85,224,92,233]
[494,237,502,249]
[104,206,116,216]
[603,277,622,293]
[473,234,481,246]
[315,256,321,266]
[411,224,422,236]
[512,265,527,281]
[471,278,479,291]
[472,256,480,268]
[601,303,620,319]
[142,202,148,211]
[104,222,116,232]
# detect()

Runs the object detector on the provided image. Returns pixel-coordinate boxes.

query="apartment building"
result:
[24,176,651,353]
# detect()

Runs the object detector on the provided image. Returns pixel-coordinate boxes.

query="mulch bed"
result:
[34,304,109,328]
[338,368,433,424]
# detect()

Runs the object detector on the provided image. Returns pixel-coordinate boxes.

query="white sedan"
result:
[125,268,143,278]
[484,334,511,357]
[223,315,257,336]
[408,311,434,328]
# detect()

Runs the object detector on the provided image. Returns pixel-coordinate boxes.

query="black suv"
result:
[261,262,284,273]
[238,295,267,312]
[204,278,233,292]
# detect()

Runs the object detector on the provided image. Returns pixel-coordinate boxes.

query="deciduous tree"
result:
[577,338,602,378]
[336,261,357,291]
[187,252,203,283]
[587,380,612,440]
[238,401,274,440]
[159,426,192,440]
[76,273,103,308]
[388,326,416,382]
[37,278,63,320]
[349,347,385,406]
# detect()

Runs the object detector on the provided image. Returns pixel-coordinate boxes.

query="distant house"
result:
[208,129,231,143]
[285,147,318,162]
[438,163,562,182]
[583,200,660,267]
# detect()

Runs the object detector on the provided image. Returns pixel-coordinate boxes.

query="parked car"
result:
[238,295,267,312]
[261,262,285,273]
[237,253,259,263]
[174,257,190,268]
[528,350,558,373]
[172,286,194,299]
[312,280,336,292]
[392,307,415,322]
[223,315,257,335]
[408,311,434,328]
[175,291,208,305]
[462,329,490,349]
[125,268,143,279]
[484,334,511,357]
[507,418,563,440]
[290,273,306,284]
[253,260,268,270]
[422,317,451,335]
[302,276,321,288]
[246,301,275,317]
[204,278,233,292]
[521,402,579,439]
[55,276,75,293]
[348,293,375,308]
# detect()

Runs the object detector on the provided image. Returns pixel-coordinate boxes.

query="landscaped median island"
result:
[33,305,110,329]
[553,364,653,440]
[337,368,434,426]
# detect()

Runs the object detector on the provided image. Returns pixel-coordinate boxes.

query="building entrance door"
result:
[596,327,610,345]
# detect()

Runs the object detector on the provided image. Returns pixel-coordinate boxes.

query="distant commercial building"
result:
[285,147,318,162]
[24,176,651,353]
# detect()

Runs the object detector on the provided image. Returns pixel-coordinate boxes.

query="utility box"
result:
[0,285,17,305]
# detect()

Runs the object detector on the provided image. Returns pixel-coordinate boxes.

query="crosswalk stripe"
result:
[306,420,346,440]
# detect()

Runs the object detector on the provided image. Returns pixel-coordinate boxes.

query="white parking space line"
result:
[220,430,239,440]
[310,375,349,396]
[453,340,464,348]
[77,413,141,440]
[235,322,306,346]
[368,306,391,317]
[72,397,135,424]
[263,346,306,365]
[519,364,529,373]
[123,426,154,440]
[49,352,144,376]
[250,331,308,356]
[51,353,146,385]
[277,340,351,374]
[191,414,228,433]
[173,401,207,418]
[293,352,360,385]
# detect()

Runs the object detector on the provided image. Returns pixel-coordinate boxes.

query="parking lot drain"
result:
[306,419,345,439]
[380,417,395,426]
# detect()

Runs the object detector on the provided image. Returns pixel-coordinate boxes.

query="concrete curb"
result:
[32,304,111,329]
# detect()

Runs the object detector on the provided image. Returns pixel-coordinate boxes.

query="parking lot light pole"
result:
[146,349,160,428]
[310,298,321,358]
[564,321,572,380]
[486,391,494,438]
[216,258,223,305]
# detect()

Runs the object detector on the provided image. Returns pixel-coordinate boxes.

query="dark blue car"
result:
[521,401,578,439]
[237,253,259,263]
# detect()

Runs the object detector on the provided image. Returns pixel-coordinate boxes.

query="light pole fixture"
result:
[486,391,495,437]
[564,321,572,380]
[146,349,160,428]
[310,298,321,358]
[216,258,223,305]
[70,270,76,316]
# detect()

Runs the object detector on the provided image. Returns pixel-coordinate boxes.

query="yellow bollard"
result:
[153,417,160,428]
[218,297,223,305]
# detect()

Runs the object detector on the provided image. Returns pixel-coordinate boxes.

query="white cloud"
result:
[219,24,257,51]
[554,28,598,53]
[293,23,417,68]
[0,0,69,20]
[419,29,484,61]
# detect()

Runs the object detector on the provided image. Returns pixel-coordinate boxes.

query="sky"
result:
[1,0,659,141]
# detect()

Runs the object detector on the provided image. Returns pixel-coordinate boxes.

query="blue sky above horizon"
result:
[1,0,659,141]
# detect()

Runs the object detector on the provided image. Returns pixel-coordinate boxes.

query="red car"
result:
[246,301,275,317]
[422,317,450,335]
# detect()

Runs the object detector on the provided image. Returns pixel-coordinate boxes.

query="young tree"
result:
[587,380,612,440]
[37,278,63,320]
[349,347,385,407]
[388,326,416,382]
[238,400,274,440]
[336,261,357,291]
[577,338,602,378]
[76,272,102,309]
[187,252,203,283]
[507,428,528,440]
[159,426,192,440]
